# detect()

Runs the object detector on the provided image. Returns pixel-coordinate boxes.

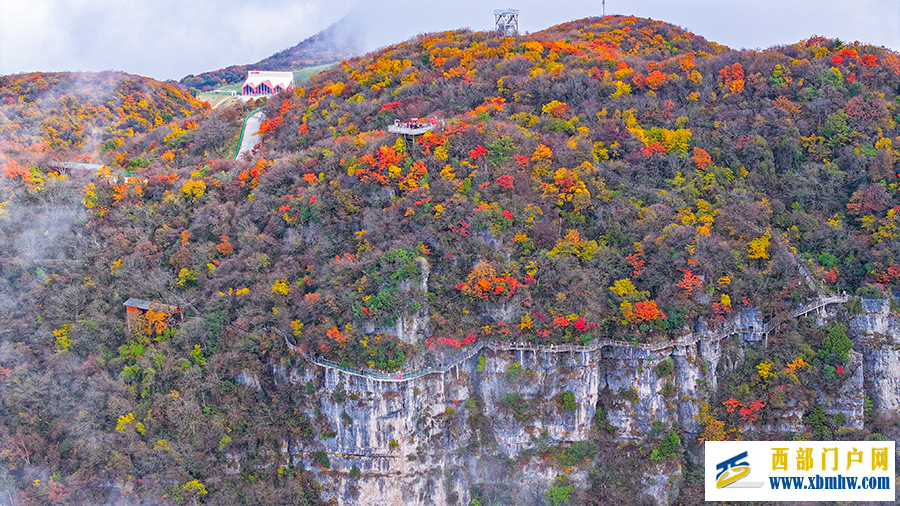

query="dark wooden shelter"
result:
[123,298,182,334]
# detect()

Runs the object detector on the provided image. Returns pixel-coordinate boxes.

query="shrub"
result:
[844,298,863,315]
[650,431,682,461]
[312,450,330,469]
[819,323,852,365]
[559,390,577,412]
[818,252,838,269]
[594,405,615,433]
[558,441,597,466]
[806,405,830,439]
[856,284,886,298]
[546,477,574,506]
[618,387,640,403]
[499,393,536,422]
[506,361,524,381]
[660,381,676,397]
[653,357,675,377]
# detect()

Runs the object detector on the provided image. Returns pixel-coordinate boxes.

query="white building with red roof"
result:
[241,71,295,96]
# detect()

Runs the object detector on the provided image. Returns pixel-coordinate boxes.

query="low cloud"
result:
[0,0,354,80]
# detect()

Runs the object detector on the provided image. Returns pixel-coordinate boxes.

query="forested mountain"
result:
[179,18,363,92]
[1,15,899,505]
[0,71,208,167]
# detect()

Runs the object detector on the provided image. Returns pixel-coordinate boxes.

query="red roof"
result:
[241,71,294,95]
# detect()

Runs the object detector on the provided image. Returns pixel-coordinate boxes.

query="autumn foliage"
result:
[456,261,521,301]
[2,16,900,502]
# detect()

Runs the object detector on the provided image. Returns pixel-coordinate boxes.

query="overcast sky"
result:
[1,0,898,82]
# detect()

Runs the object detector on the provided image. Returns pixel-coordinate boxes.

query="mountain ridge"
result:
[179,17,364,92]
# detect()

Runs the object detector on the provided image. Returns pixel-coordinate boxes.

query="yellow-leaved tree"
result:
[747,232,771,260]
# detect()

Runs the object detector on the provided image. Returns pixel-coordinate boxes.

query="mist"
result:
[0,0,355,80]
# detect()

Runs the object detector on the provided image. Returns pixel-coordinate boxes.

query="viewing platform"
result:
[46,161,105,172]
[388,119,434,136]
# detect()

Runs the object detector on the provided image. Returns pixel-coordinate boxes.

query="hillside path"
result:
[278,293,851,384]
[234,108,264,159]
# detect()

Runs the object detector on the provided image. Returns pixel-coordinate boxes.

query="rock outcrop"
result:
[268,297,896,505]
[850,298,900,416]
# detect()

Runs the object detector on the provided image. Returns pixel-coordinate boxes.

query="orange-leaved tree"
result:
[456,261,520,301]
[677,270,703,294]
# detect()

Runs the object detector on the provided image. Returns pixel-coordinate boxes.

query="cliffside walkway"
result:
[761,294,849,335]
[280,293,852,384]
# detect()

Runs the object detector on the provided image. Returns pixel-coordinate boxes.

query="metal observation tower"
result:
[494,9,519,36]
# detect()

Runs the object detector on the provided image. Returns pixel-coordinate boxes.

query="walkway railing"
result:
[278,294,855,384]
[791,294,849,318]
[387,124,433,136]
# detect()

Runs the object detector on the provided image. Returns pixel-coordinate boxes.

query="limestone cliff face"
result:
[269,299,896,506]
[850,298,900,416]
[282,339,720,505]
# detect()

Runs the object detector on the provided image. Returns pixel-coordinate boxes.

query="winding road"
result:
[234,108,264,159]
